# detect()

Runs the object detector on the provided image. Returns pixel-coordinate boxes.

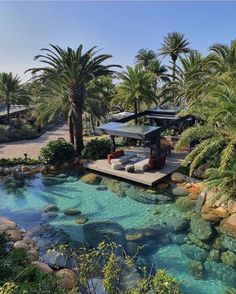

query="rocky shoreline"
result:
[0,216,77,290]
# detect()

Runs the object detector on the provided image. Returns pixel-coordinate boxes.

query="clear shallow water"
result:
[0,172,234,294]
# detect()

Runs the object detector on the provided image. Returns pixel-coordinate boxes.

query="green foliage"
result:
[0,158,40,166]
[82,138,111,160]
[39,139,76,164]
[113,65,157,116]
[129,270,182,294]
[0,235,65,294]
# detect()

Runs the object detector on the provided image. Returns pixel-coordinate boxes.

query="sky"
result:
[0,1,236,81]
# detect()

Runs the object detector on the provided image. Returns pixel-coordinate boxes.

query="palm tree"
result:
[135,49,156,70]
[27,44,120,153]
[176,79,236,202]
[0,72,30,125]
[147,59,170,91]
[84,77,116,131]
[113,65,157,124]
[159,32,190,81]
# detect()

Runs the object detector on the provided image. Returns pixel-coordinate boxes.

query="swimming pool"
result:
[0,171,235,294]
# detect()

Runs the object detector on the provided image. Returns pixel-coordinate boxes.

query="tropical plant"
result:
[147,59,169,84]
[176,78,236,202]
[0,73,31,125]
[84,77,116,131]
[113,65,157,124]
[81,138,111,160]
[135,48,156,70]
[39,139,76,164]
[27,44,120,153]
[159,32,190,81]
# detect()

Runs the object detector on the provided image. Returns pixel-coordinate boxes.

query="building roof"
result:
[96,121,159,139]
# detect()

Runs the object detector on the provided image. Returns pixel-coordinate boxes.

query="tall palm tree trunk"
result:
[68,108,74,145]
[72,102,84,154]
[6,103,11,125]
[172,58,176,81]
[69,86,85,154]
[134,99,138,125]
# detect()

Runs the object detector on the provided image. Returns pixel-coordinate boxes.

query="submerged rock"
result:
[75,216,88,224]
[181,244,208,262]
[96,185,107,191]
[127,187,171,204]
[64,208,81,216]
[221,250,236,268]
[170,233,187,245]
[175,196,195,212]
[43,204,59,213]
[222,235,236,253]
[190,216,214,241]
[209,249,220,262]
[188,233,211,251]
[168,215,189,232]
[204,260,236,288]
[83,220,126,247]
[81,173,101,185]
[172,187,189,196]
[187,260,204,278]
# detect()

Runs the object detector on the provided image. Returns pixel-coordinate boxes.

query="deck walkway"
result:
[84,149,187,186]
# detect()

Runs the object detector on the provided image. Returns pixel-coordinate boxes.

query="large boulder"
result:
[81,173,101,185]
[41,251,67,269]
[181,244,208,262]
[190,216,214,241]
[13,240,30,251]
[55,269,76,289]
[0,217,17,233]
[219,213,236,238]
[171,172,186,183]
[31,261,54,274]
[83,220,126,247]
[227,200,236,215]
[6,230,21,242]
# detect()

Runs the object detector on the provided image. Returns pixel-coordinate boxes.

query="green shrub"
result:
[17,125,38,139]
[82,138,111,160]
[0,158,40,167]
[39,139,77,164]
[0,126,9,142]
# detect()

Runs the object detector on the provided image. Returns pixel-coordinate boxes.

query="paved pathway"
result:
[0,124,69,159]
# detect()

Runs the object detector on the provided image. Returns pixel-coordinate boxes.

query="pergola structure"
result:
[96,107,193,170]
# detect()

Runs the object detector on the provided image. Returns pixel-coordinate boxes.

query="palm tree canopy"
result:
[27,44,121,89]
[147,59,170,83]
[0,72,30,105]
[159,32,190,61]
[113,65,157,111]
[135,48,156,69]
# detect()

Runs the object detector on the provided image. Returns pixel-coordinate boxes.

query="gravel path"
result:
[0,124,69,159]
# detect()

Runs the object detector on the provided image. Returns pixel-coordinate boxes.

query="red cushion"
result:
[148,154,166,169]
[107,150,124,164]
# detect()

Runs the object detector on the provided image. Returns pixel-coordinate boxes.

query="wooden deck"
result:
[83,149,187,186]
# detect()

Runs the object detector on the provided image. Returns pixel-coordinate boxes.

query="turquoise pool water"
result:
[0,172,235,294]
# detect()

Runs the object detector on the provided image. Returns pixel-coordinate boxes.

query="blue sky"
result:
[0,1,235,81]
